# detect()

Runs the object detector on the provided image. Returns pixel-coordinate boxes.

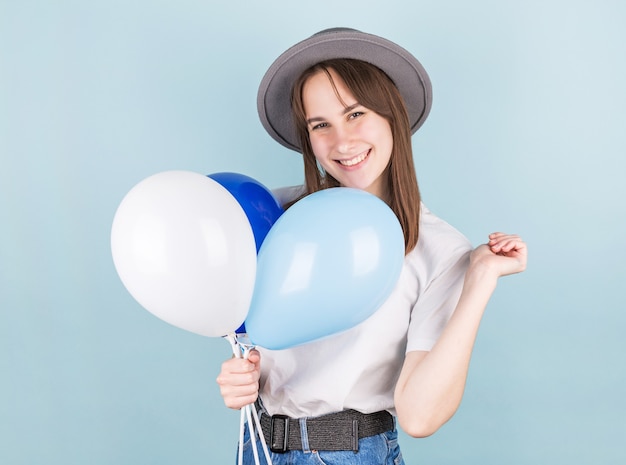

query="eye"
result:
[349,111,364,120]
[310,122,328,131]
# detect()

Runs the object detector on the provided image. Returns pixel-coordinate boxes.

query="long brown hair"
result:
[289,59,422,254]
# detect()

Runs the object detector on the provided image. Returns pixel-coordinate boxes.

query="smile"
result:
[337,150,369,167]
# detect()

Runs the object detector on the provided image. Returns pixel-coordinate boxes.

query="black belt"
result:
[257,403,394,453]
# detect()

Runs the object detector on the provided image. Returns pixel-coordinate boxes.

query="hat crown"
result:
[312,27,359,37]
[257,28,433,152]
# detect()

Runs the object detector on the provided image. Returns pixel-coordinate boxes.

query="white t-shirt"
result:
[259,186,472,418]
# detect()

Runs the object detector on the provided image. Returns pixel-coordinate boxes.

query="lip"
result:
[336,149,370,167]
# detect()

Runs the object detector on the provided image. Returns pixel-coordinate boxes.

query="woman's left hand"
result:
[470,232,527,278]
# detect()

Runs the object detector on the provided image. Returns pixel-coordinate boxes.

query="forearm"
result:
[395,265,498,437]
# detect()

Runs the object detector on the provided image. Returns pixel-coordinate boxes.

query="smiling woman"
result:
[215,27,528,465]
[288,56,423,254]
[300,66,394,198]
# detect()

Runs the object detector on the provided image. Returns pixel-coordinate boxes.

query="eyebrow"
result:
[306,103,362,126]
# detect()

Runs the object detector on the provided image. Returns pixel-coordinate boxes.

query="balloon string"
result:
[239,340,272,465]
[245,404,261,465]
[224,333,273,465]
[238,408,245,465]
[225,334,250,465]
[224,334,273,465]
[250,402,272,464]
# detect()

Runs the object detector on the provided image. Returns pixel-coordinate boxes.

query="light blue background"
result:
[1,1,625,464]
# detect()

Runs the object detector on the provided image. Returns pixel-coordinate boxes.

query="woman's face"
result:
[302,69,393,199]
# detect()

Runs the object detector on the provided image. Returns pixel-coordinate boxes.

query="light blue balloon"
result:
[245,188,405,350]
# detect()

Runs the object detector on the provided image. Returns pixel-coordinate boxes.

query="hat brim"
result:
[257,28,433,152]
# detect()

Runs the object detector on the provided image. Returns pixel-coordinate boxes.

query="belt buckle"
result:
[269,414,290,453]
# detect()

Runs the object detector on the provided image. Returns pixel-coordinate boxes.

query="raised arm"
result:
[394,233,527,437]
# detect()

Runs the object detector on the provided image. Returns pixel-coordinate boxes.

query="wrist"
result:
[464,261,499,291]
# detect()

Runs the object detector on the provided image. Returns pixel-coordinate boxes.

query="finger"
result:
[492,237,522,251]
[218,379,260,398]
[489,233,522,245]
[491,237,526,254]
[488,232,521,243]
[217,371,260,401]
[223,393,259,410]
[221,357,258,375]
[503,239,526,253]
[217,366,259,388]
[488,232,512,240]
[217,363,260,384]
[246,349,261,365]
[216,365,260,386]
[498,236,526,251]
[220,386,259,410]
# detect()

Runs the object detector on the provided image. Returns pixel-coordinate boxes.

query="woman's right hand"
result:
[215,349,261,410]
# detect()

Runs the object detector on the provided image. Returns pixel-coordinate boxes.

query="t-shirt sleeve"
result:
[271,185,306,207]
[405,249,470,352]
[405,210,472,353]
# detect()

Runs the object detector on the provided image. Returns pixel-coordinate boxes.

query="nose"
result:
[333,125,355,154]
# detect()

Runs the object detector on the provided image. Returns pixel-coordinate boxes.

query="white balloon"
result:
[111,171,256,337]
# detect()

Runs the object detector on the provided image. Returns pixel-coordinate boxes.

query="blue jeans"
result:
[239,422,405,465]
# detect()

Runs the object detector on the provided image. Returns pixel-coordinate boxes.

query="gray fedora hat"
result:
[257,27,433,152]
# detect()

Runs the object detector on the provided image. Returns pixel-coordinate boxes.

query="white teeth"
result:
[339,151,368,166]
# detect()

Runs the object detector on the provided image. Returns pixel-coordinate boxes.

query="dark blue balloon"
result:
[208,172,283,253]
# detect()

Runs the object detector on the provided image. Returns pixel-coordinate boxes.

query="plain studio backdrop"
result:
[1,1,625,464]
